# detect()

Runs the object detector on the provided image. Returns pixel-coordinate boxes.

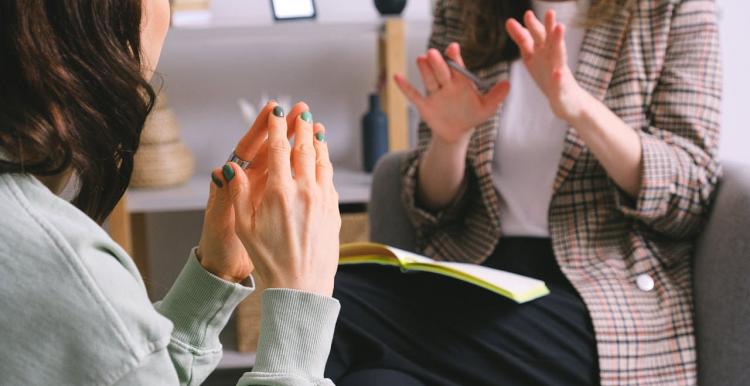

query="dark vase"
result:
[374,0,407,16]
[362,94,389,173]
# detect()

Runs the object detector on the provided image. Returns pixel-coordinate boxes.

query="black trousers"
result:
[325,238,599,386]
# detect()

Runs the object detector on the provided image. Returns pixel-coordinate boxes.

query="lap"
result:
[326,250,599,386]
[338,368,425,386]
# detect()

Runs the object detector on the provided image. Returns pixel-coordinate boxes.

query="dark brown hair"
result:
[460,0,635,71]
[0,1,156,223]
[461,0,532,71]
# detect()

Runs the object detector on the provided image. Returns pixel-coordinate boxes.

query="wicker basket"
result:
[131,94,195,189]
[131,142,194,188]
[140,109,181,145]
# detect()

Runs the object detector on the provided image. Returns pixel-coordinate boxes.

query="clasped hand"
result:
[196,101,341,297]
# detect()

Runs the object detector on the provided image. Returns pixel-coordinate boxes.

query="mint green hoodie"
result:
[0,172,339,386]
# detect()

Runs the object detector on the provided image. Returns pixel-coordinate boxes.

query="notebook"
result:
[339,242,550,303]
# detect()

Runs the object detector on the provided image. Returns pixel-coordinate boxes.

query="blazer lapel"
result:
[553,3,634,192]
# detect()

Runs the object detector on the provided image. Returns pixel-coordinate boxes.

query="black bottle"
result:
[362,94,389,173]
[374,0,407,16]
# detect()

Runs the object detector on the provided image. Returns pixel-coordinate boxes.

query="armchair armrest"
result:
[694,161,750,386]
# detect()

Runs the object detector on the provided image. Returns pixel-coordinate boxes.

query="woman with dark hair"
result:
[0,1,341,385]
[327,0,721,385]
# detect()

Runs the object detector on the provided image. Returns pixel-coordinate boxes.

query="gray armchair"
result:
[368,151,750,386]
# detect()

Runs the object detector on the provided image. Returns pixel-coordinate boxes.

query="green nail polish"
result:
[211,172,223,188]
[315,132,326,142]
[222,164,235,182]
[273,106,285,118]
[301,111,313,123]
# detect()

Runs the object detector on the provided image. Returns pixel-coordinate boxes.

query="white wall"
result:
[716,0,750,165]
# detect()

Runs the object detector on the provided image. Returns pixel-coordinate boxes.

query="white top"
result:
[492,0,588,237]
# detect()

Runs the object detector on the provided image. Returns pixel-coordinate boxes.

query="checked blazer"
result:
[401,0,722,384]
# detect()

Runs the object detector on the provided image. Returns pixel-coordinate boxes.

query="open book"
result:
[339,243,550,303]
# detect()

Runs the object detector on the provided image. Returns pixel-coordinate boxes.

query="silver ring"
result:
[227,151,252,169]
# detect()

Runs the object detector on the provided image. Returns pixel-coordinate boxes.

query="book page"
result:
[385,246,436,265]
[340,243,406,267]
[427,261,545,295]
[340,243,395,258]
[338,242,548,302]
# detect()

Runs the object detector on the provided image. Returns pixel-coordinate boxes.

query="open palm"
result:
[395,43,510,145]
[506,10,584,121]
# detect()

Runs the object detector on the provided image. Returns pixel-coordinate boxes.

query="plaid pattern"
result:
[401,0,722,384]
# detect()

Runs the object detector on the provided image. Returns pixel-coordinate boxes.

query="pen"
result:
[445,59,486,89]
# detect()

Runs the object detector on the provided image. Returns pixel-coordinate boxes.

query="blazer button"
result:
[636,274,655,292]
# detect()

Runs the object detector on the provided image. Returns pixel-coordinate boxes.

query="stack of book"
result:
[131,94,195,188]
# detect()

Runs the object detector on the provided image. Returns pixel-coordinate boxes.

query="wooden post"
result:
[379,18,409,151]
[130,213,151,293]
[109,196,133,255]
[109,196,151,295]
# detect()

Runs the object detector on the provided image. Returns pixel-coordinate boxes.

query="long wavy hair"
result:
[0,0,156,223]
[460,0,635,70]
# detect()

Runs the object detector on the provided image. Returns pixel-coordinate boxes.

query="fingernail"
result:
[301,111,313,123]
[315,132,326,143]
[211,172,223,188]
[273,106,285,118]
[222,164,235,182]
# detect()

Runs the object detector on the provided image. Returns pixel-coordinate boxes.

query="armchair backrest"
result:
[368,151,417,251]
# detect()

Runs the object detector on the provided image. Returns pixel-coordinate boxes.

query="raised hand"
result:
[196,100,311,283]
[243,101,313,214]
[196,100,276,283]
[394,43,510,146]
[197,165,253,283]
[506,10,585,121]
[227,106,341,297]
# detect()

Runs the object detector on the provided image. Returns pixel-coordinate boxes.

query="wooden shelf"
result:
[127,168,372,214]
[166,19,430,41]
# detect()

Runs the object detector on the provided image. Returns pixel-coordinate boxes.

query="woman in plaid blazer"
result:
[326,0,721,385]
